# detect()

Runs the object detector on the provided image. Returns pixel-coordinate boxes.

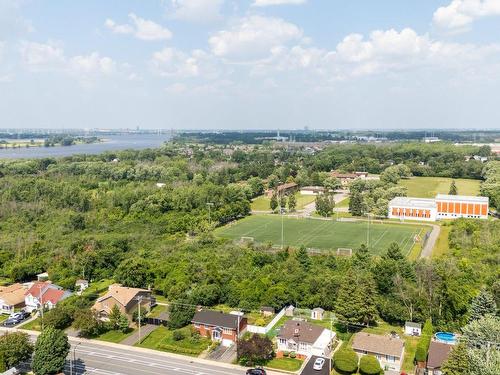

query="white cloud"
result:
[19,41,66,71]
[105,13,172,41]
[209,15,303,60]
[253,0,307,6]
[433,0,500,31]
[170,0,224,23]
[69,52,116,75]
[152,47,218,78]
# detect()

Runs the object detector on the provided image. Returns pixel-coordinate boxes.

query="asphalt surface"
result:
[300,356,330,375]
[65,340,247,375]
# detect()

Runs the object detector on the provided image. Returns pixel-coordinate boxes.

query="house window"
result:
[387,355,396,363]
[223,328,232,334]
[194,324,200,329]
[299,342,308,351]
[279,339,287,345]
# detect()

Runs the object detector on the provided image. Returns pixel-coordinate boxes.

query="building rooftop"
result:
[352,332,404,358]
[405,321,422,329]
[192,310,245,330]
[277,320,325,344]
[427,341,454,369]
[389,197,437,209]
[435,194,488,203]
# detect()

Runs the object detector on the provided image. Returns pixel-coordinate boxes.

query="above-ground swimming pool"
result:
[435,332,456,344]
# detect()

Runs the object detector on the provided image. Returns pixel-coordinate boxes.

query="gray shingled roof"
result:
[427,341,453,369]
[191,310,243,330]
[277,320,325,344]
[352,332,404,358]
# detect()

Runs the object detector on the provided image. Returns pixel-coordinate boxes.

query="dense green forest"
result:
[0,142,498,333]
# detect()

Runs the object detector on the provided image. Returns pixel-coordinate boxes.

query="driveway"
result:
[300,356,331,375]
[120,324,157,346]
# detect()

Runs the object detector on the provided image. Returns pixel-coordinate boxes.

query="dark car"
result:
[246,369,266,375]
[3,317,21,326]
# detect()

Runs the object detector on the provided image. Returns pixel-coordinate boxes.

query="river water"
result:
[0,134,171,159]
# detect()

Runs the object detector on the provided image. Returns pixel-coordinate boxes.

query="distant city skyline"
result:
[1,0,500,130]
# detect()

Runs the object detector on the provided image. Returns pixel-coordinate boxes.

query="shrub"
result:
[289,351,296,359]
[43,306,73,330]
[334,349,358,374]
[415,318,433,362]
[359,355,382,375]
[283,351,290,357]
[172,330,185,341]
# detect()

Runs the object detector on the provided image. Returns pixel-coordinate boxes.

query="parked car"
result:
[246,369,266,375]
[3,317,21,326]
[313,357,325,370]
[9,311,30,320]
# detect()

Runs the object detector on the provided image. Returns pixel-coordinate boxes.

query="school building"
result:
[388,194,489,221]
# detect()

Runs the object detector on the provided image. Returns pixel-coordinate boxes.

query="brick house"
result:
[191,310,247,347]
[92,284,154,322]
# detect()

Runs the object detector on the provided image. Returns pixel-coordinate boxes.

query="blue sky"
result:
[1,0,500,130]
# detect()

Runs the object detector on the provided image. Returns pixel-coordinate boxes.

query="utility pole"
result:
[281,192,284,249]
[206,202,214,226]
[136,295,144,343]
[366,213,370,250]
[38,284,44,330]
[70,342,81,375]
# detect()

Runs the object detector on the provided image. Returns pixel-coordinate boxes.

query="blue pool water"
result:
[435,332,456,344]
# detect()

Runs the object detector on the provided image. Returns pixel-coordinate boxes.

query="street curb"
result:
[0,327,288,375]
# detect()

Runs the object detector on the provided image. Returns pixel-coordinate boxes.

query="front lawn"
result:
[82,279,114,299]
[246,311,275,326]
[433,224,451,258]
[96,328,135,343]
[266,357,303,372]
[19,317,42,331]
[135,326,210,356]
[402,336,419,373]
[148,305,168,318]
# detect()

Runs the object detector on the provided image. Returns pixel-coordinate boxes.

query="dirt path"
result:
[419,223,440,259]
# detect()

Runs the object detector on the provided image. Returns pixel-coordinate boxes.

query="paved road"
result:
[300,356,330,375]
[419,223,440,258]
[65,340,247,375]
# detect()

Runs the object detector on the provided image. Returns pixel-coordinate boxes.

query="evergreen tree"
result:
[270,192,278,212]
[349,192,364,216]
[288,193,297,212]
[384,242,405,262]
[32,327,70,375]
[468,288,497,322]
[295,246,311,271]
[353,244,371,269]
[449,180,458,195]
[335,270,377,326]
[117,315,130,333]
[442,341,470,375]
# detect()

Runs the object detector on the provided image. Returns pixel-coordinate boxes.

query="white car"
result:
[313,357,325,370]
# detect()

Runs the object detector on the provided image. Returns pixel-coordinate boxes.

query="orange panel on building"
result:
[461,203,467,214]
[454,202,460,213]
[437,201,442,211]
[481,204,487,216]
[442,201,448,213]
[474,204,480,215]
[468,203,473,214]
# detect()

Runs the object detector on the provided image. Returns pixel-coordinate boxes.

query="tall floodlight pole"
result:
[280,191,284,249]
[38,284,44,330]
[206,202,214,226]
[366,213,370,249]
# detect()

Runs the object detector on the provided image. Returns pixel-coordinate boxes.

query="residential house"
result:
[330,171,368,187]
[311,307,324,320]
[36,272,49,281]
[427,341,454,375]
[75,279,89,295]
[277,320,335,359]
[265,182,298,198]
[0,284,26,315]
[191,310,247,347]
[352,332,405,372]
[24,282,71,312]
[92,284,154,322]
[260,306,275,317]
[405,321,422,336]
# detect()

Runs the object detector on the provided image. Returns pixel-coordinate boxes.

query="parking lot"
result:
[300,356,331,375]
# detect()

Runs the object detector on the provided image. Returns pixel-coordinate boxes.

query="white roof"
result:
[313,329,335,350]
[435,194,488,203]
[389,197,436,209]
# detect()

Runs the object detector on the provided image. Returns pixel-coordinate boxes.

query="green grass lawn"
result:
[251,193,315,211]
[399,177,480,198]
[336,197,350,208]
[135,326,210,356]
[148,305,168,318]
[433,224,451,258]
[19,317,42,331]
[266,357,303,372]
[96,328,135,343]
[82,279,114,299]
[402,336,419,373]
[215,215,426,256]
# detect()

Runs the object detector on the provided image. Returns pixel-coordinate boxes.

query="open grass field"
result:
[215,215,427,256]
[251,193,315,211]
[399,177,480,198]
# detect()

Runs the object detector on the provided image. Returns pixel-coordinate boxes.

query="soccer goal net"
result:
[336,248,353,256]
[240,236,255,243]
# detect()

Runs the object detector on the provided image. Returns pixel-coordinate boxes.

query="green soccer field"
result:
[215,215,428,256]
